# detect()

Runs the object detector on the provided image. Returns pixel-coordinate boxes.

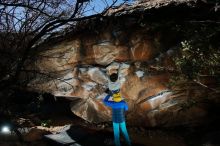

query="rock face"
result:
[30,34,175,124]
[30,33,219,126]
[28,1,220,126]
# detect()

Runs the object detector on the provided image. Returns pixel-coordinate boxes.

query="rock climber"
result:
[103,72,131,146]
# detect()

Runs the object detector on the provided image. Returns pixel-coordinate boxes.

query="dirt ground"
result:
[1,97,220,146]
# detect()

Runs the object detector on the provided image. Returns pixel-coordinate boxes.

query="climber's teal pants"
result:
[113,121,131,146]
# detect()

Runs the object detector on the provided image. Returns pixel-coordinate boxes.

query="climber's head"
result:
[109,73,118,82]
[112,92,122,102]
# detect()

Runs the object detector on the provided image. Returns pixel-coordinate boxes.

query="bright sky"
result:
[0,0,134,32]
[82,0,134,16]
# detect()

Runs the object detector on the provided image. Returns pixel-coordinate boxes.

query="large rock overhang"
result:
[26,0,220,126]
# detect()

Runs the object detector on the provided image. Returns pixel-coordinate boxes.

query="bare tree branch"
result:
[0,0,122,90]
[0,2,53,17]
